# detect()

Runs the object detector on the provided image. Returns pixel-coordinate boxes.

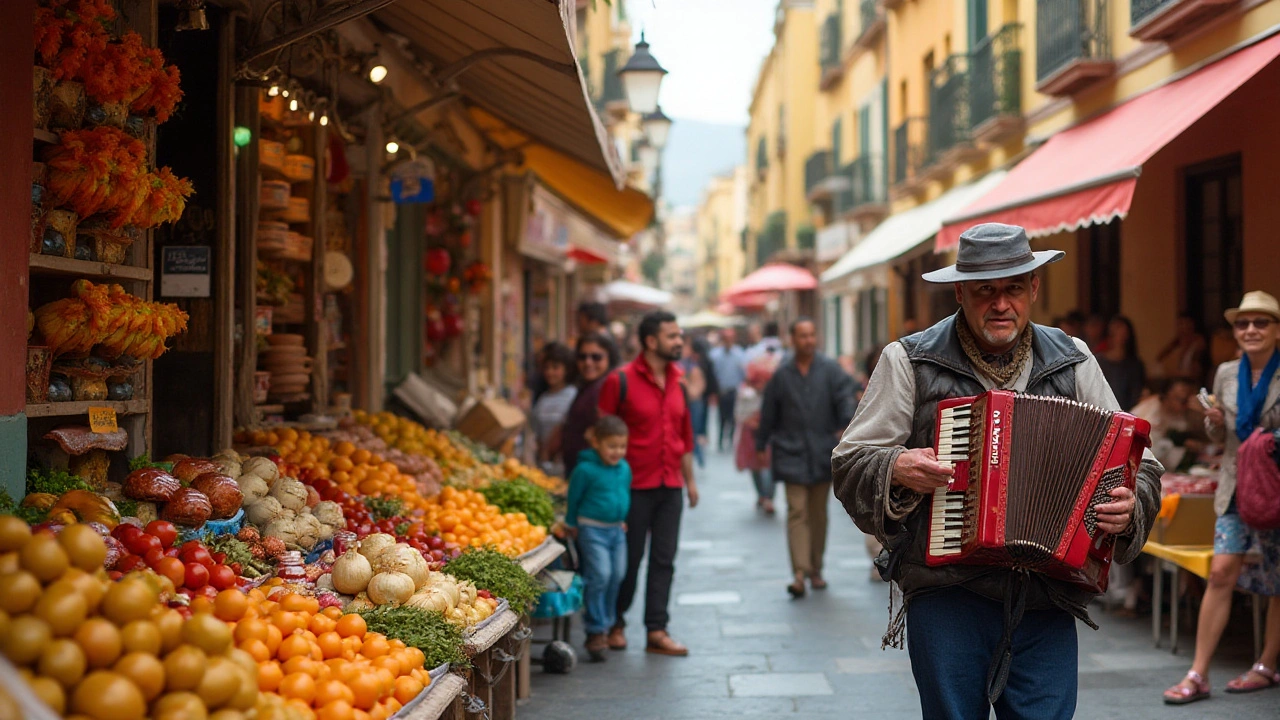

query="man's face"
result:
[577,311,600,335]
[646,321,685,362]
[721,328,736,346]
[791,321,818,357]
[1233,312,1280,357]
[746,324,762,344]
[1162,381,1194,415]
[954,274,1039,351]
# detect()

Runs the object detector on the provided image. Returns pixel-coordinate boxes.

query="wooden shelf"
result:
[29,253,152,282]
[26,399,150,418]
[34,128,59,144]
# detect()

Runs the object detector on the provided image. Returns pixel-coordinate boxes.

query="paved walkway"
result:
[521,447,1273,719]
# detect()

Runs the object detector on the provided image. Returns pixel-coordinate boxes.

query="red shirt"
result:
[597,355,693,489]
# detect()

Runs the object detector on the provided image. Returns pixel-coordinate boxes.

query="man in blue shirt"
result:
[708,328,747,452]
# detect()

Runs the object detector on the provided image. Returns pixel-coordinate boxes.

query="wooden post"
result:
[308,122,329,414]
[0,0,34,497]
[233,86,261,427]
[362,107,386,411]
[213,9,237,448]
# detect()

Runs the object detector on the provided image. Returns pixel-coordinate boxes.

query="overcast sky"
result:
[625,0,779,127]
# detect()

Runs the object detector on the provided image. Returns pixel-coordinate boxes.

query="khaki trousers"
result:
[785,482,830,577]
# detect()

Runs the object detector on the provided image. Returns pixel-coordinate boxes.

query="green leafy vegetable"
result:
[128,454,172,473]
[26,467,91,496]
[355,606,470,669]
[203,533,271,577]
[0,489,45,525]
[444,548,543,614]
[115,498,139,518]
[364,496,404,522]
[479,479,554,529]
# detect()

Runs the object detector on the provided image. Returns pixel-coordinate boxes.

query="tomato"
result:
[144,521,178,548]
[211,551,227,565]
[208,564,237,591]
[112,524,142,542]
[144,548,167,568]
[164,547,181,558]
[125,533,161,557]
[179,545,213,567]
[107,570,123,581]
[155,557,186,588]
[183,562,209,589]
[115,554,146,573]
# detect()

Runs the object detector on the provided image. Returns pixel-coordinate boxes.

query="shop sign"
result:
[160,246,211,297]
[817,222,858,263]
[88,407,118,434]
[390,158,436,204]
[521,186,570,263]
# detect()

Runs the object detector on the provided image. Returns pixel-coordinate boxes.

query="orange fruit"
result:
[348,673,380,710]
[322,607,344,620]
[280,594,319,615]
[282,655,320,678]
[189,595,214,615]
[241,638,272,663]
[315,679,355,707]
[309,614,337,636]
[317,699,356,720]
[279,672,316,703]
[213,589,249,622]
[316,632,343,660]
[335,615,366,639]
[393,676,423,705]
[278,631,313,661]
[341,635,363,659]
[258,661,284,692]
[264,624,284,655]
[234,617,269,645]
[359,635,390,660]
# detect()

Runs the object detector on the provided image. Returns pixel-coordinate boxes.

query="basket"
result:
[260,140,285,171]
[178,507,245,543]
[260,181,291,210]
[282,196,310,223]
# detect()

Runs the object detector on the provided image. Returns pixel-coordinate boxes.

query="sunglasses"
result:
[1234,318,1276,331]
[578,352,607,362]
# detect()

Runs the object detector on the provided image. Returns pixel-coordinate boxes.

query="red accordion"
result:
[926,390,1151,593]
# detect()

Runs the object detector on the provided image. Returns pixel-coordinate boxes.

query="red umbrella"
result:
[720,263,816,300]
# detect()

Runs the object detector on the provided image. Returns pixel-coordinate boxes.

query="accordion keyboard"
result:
[930,403,972,557]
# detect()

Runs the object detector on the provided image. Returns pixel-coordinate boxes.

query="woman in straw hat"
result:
[1164,290,1280,704]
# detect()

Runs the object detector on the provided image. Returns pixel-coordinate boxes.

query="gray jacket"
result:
[758,353,857,485]
[831,314,1163,637]
[1208,358,1280,515]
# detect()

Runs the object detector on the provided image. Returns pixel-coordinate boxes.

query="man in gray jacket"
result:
[831,223,1162,719]
[757,318,857,598]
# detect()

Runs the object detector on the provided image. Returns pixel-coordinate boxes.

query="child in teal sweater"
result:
[565,415,631,661]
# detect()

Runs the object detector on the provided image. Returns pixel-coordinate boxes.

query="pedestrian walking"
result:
[831,223,1163,719]
[530,342,577,477]
[735,356,779,514]
[709,328,747,451]
[756,319,856,598]
[598,310,699,657]
[746,321,783,363]
[561,332,621,479]
[1162,290,1280,705]
[681,338,715,468]
[576,301,609,340]
[565,414,633,663]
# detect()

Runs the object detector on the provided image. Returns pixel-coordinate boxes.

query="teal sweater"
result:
[565,449,632,527]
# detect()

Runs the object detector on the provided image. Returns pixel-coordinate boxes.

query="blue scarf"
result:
[1237,349,1280,441]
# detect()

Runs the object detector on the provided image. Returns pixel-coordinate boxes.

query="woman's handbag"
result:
[1235,428,1280,530]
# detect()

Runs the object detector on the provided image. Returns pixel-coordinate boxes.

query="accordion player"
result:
[926,389,1152,592]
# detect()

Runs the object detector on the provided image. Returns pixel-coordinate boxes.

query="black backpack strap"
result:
[617,369,627,412]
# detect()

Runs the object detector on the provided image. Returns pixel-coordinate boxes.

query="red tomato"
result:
[144,520,178,548]
[125,532,161,557]
[107,570,123,581]
[208,564,237,590]
[112,523,143,542]
[155,557,186,587]
[179,544,213,567]
[144,547,167,568]
[211,552,227,565]
[164,547,181,558]
[115,554,146,573]
[183,562,209,589]
[200,584,220,600]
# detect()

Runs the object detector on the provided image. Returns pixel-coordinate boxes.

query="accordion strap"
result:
[986,569,1031,705]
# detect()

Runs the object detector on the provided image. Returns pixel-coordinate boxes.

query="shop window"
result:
[1184,156,1243,333]
[1082,219,1122,319]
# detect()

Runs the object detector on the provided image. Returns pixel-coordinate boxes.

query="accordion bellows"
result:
[927,390,1152,593]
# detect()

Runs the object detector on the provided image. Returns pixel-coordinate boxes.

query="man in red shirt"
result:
[598,310,700,656]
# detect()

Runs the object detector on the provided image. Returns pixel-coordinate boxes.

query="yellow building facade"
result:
[814,0,1280,382]
[695,167,750,305]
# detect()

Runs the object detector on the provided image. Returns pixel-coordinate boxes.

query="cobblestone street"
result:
[521,445,1274,719]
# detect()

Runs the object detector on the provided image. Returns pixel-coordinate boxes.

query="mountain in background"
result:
[659,118,745,209]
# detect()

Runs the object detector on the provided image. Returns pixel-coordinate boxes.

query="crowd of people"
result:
[519,258,1279,714]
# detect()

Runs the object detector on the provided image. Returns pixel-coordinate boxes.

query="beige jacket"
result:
[1208,359,1280,515]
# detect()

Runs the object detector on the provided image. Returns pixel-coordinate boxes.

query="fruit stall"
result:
[3,404,572,720]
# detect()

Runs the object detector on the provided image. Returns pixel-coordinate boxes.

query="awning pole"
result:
[239,0,400,66]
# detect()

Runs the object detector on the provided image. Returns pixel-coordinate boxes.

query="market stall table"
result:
[1144,541,1265,658]
[402,672,467,720]
[449,606,524,720]
[519,537,565,575]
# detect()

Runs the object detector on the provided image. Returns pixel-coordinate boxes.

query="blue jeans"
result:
[907,586,1078,720]
[689,398,707,467]
[577,524,627,635]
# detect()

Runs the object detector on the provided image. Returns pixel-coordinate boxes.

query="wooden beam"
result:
[233,86,260,428]
[214,9,237,449]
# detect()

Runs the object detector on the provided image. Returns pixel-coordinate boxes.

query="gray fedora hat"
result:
[922,223,1064,283]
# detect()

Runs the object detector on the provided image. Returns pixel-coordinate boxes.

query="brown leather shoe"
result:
[607,625,627,650]
[645,630,688,656]
[585,633,608,662]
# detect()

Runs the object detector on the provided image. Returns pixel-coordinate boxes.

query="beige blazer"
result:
[1209,359,1280,516]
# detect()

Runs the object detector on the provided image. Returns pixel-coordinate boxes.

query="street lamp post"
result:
[617,32,668,115]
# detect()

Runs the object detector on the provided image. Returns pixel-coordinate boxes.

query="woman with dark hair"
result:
[681,337,715,468]
[560,332,621,479]
[1157,313,1209,385]
[530,342,579,477]
[1096,315,1147,411]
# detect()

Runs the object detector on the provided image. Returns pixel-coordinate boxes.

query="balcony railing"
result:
[804,150,834,197]
[796,225,816,251]
[927,54,970,165]
[758,211,787,266]
[969,24,1023,132]
[1130,0,1235,40]
[848,155,887,210]
[892,118,928,188]
[1036,0,1110,84]
[820,13,842,74]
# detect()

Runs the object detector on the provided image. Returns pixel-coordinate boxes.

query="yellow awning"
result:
[470,107,655,239]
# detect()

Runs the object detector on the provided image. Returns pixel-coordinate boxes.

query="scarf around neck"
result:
[1237,349,1280,441]
[956,312,1033,387]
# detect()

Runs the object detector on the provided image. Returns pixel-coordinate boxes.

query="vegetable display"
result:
[479,478,555,529]
[355,606,469,670]
[34,280,189,359]
[443,548,544,615]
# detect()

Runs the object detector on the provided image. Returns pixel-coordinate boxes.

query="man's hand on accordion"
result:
[891,448,955,494]
[1092,486,1136,535]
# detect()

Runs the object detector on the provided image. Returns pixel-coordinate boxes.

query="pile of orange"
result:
[238,428,433,512]
[422,486,547,556]
[206,581,431,720]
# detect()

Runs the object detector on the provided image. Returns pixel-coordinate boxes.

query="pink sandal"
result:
[1225,663,1280,694]
[1163,670,1210,705]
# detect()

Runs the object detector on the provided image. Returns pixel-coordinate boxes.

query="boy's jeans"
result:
[577,523,627,635]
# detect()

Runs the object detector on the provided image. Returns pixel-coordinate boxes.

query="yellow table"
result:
[1142,542,1264,657]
